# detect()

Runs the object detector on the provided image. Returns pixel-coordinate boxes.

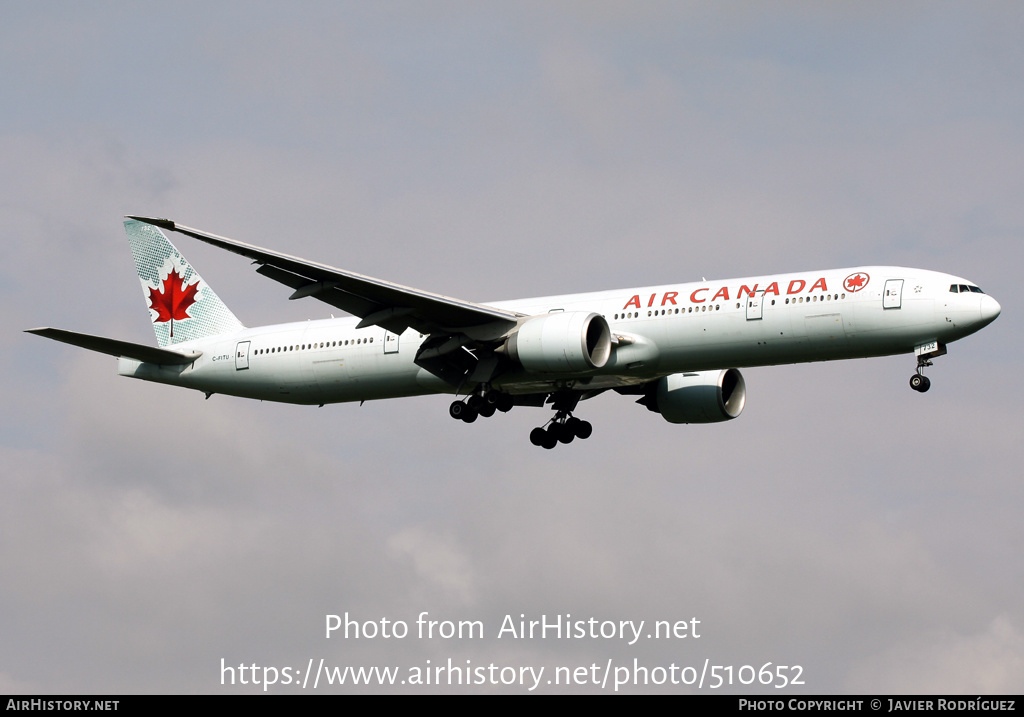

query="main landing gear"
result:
[448,387,594,448]
[909,342,946,393]
[529,412,593,450]
[449,391,514,423]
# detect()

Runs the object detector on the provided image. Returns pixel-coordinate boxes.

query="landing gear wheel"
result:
[478,404,495,418]
[496,394,514,412]
[909,374,930,392]
[575,420,593,440]
[461,407,478,423]
[541,431,558,449]
[449,401,466,420]
[530,427,546,446]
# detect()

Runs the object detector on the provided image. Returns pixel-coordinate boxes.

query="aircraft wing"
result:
[25,328,202,365]
[126,217,521,337]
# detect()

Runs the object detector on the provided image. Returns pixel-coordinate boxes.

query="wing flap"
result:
[26,328,201,365]
[127,216,521,335]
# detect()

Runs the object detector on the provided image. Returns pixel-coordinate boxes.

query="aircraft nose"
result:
[980,294,1001,326]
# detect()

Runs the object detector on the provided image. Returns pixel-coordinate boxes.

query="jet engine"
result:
[505,311,612,374]
[648,369,746,423]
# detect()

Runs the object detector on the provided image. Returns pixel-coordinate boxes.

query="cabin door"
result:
[235,341,251,370]
[883,279,904,309]
[745,292,764,320]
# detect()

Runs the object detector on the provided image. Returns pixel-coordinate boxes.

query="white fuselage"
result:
[117,266,1000,405]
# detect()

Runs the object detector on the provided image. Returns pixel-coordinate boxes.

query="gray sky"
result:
[3,1,1022,693]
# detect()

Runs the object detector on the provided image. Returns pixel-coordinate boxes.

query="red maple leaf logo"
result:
[147,266,199,337]
[843,272,869,292]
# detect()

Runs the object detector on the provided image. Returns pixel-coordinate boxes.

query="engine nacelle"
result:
[506,311,612,374]
[653,369,746,424]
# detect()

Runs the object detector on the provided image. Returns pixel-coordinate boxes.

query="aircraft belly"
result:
[802,313,850,359]
[312,349,429,403]
[653,306,808,370]
[848,298,941,353]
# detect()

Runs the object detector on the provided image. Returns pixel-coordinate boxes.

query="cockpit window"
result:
[953,283,986,294]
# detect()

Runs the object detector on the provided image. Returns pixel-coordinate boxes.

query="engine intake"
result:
[506,312,612,374]
[651,369,746,423]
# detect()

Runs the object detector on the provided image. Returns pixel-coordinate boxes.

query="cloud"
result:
[848,616,1024,693]
[387,527,477,606]
[3,2,1022,693]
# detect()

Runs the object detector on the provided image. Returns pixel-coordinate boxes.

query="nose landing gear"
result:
[909,341,946,393]
[909,356,933,393]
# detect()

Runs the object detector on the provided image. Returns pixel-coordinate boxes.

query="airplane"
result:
[27,217,1001,449]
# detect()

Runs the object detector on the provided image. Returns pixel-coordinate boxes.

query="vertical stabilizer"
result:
[124,219,244,347]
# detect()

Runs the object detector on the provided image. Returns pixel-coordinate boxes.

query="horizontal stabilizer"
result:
[25,328,202,365]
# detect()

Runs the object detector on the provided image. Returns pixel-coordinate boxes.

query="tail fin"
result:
[124,218,244,347]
